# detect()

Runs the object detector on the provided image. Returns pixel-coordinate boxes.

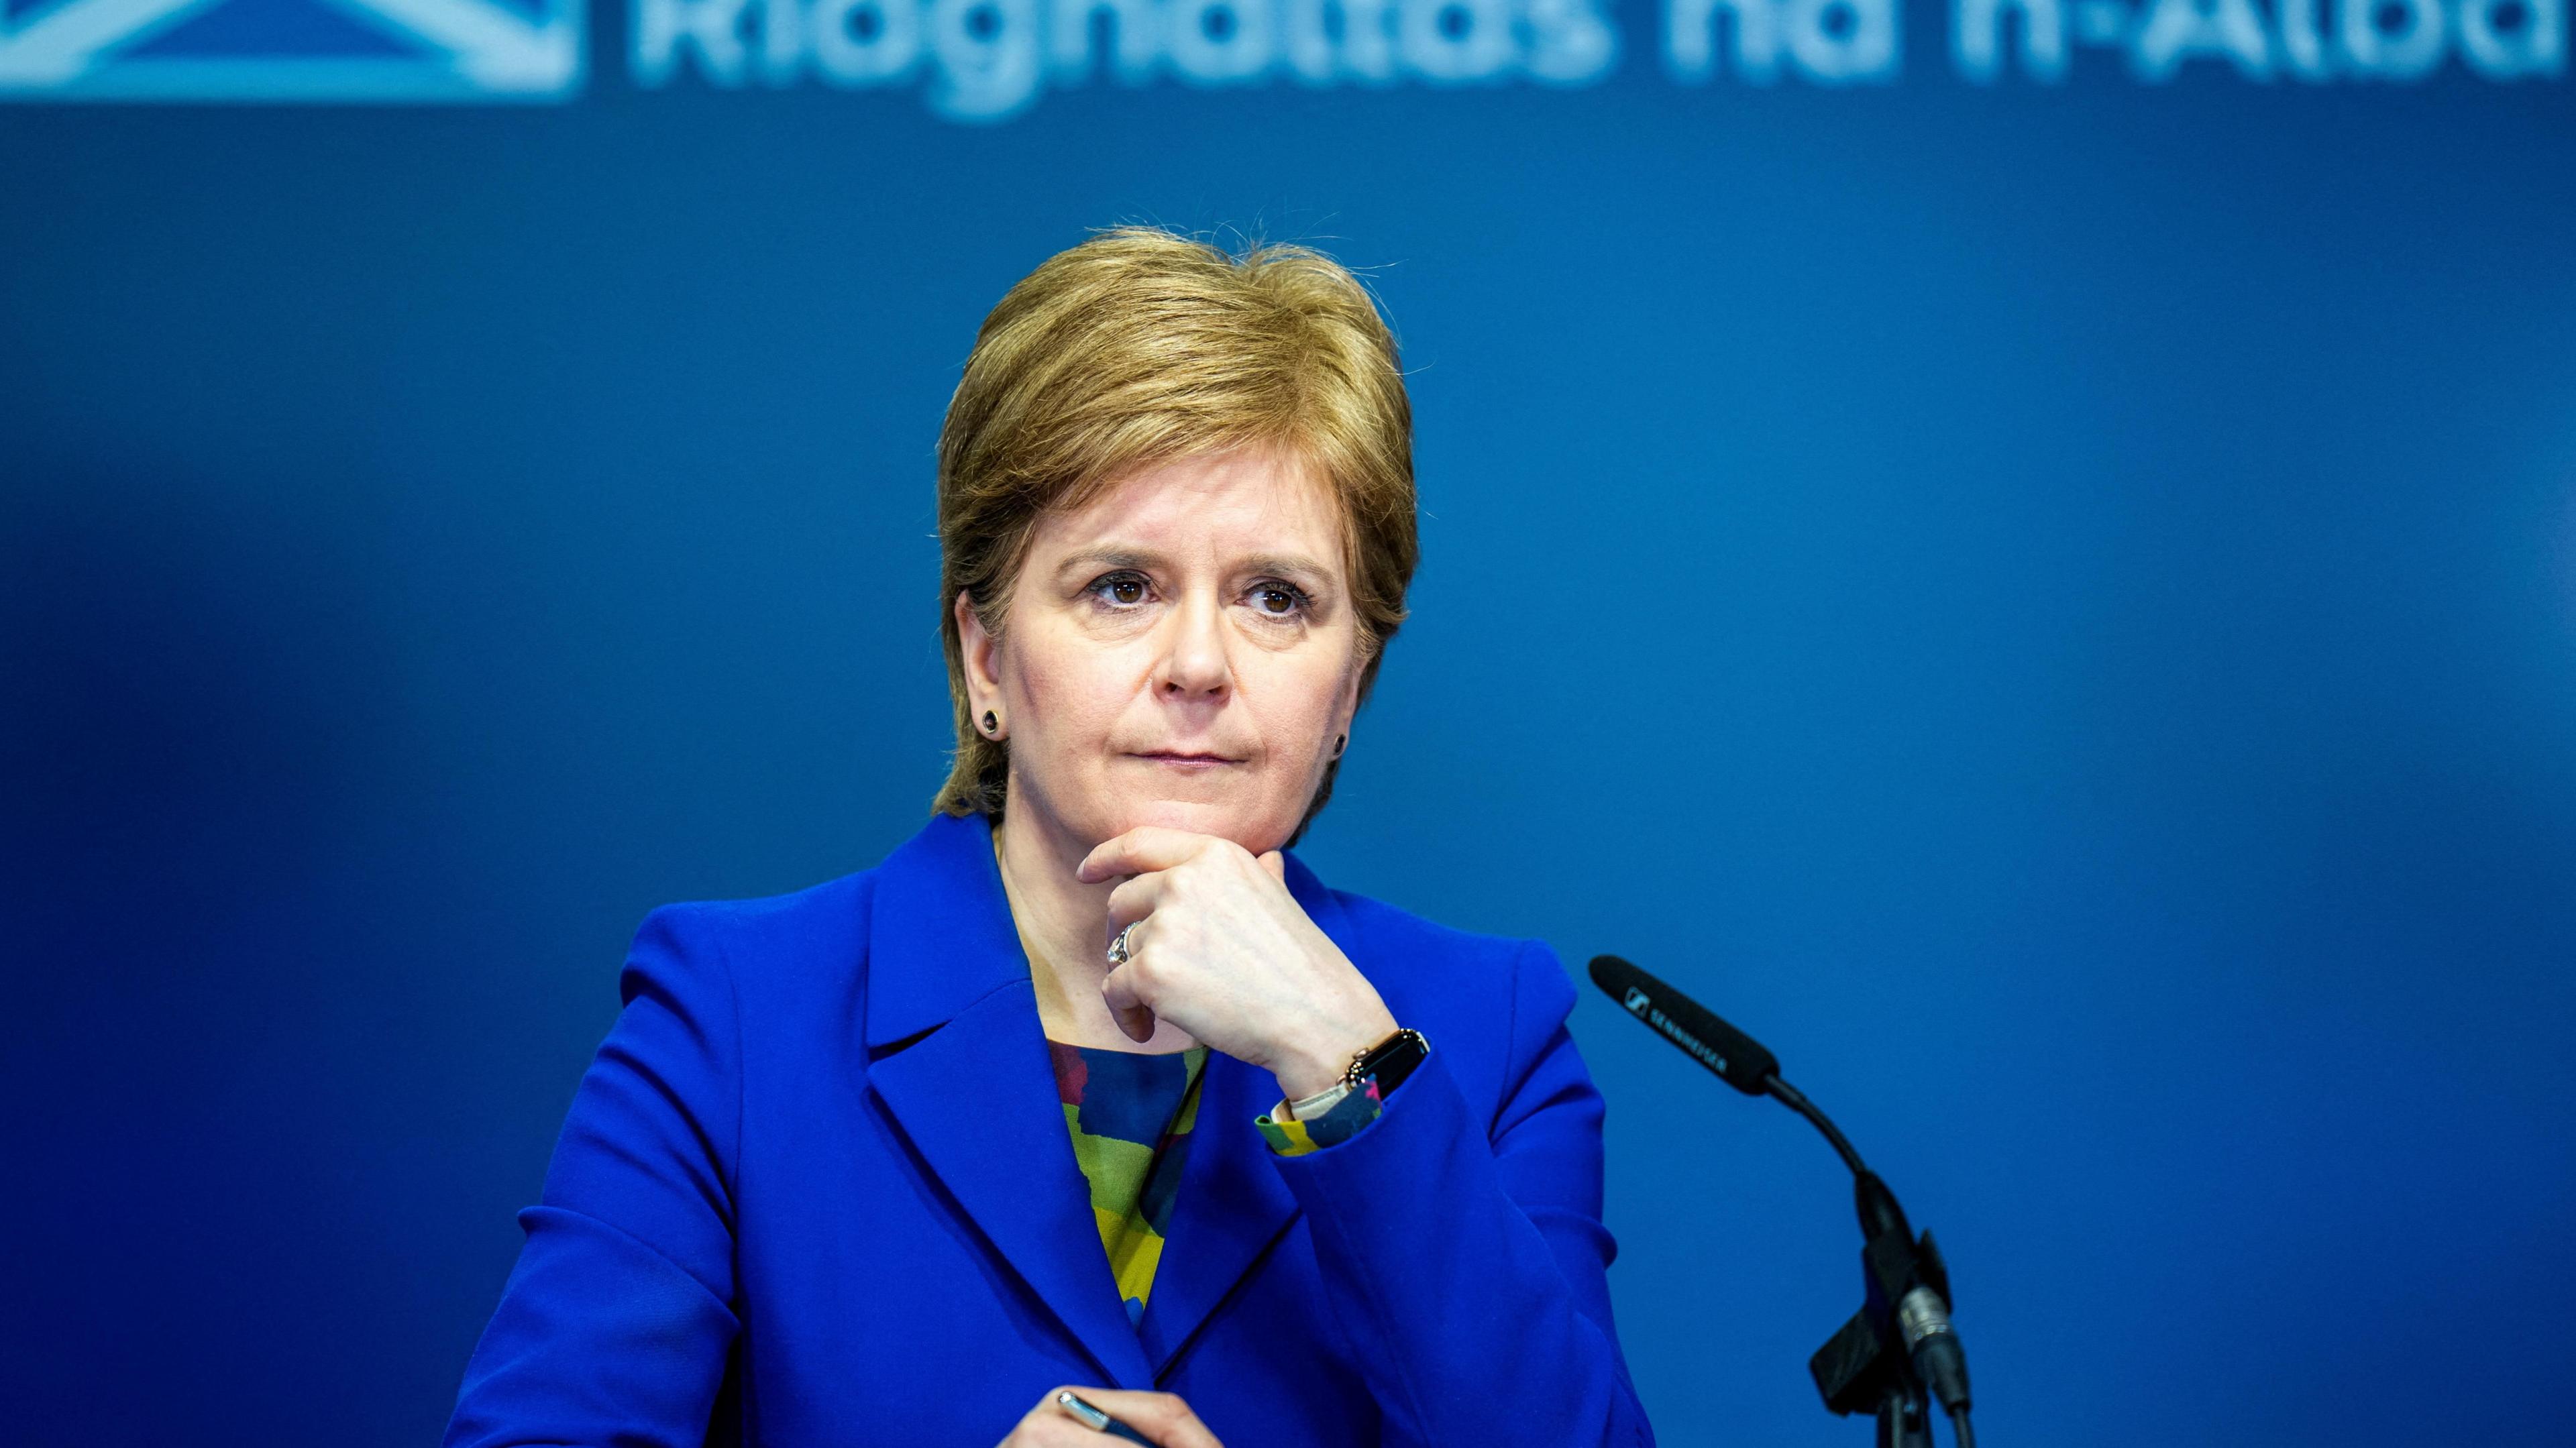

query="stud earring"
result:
[981,711,1000,736]
[1333,733,1347,758]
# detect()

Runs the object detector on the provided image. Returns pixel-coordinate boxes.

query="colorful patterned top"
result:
[1046,1040,1208,1326]
[1046,1039,1387,1328]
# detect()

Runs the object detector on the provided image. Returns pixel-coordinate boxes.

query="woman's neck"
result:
[991,807,1199,1053]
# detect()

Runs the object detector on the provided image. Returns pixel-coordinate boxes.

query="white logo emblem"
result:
[0,0,583,100]
[1623,987,1650,1015]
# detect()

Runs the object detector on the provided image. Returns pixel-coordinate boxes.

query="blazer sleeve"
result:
[445,905,744,1448]
[1264,938,1656,1448]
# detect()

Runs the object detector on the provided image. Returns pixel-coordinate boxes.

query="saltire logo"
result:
[0,0,582,99]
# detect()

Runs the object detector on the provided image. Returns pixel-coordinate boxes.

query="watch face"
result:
[1361,1029,1428,1097]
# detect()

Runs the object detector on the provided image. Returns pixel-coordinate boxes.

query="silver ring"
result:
[1106,922,1138,968]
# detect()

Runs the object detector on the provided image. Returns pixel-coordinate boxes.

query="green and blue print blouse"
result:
[1044,1039,1384,1325]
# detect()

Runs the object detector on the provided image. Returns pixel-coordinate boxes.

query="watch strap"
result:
[1285,1079,1355,1121]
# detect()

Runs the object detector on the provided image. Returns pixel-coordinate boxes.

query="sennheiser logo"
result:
[1638,999,1731,1076]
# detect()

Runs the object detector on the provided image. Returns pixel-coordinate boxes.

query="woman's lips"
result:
[1130,751,1240,769]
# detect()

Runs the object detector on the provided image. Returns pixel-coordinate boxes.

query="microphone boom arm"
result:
[1762,1072,1870,1181]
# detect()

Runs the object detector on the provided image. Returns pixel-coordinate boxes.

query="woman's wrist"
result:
[1269,1003,1401,1101]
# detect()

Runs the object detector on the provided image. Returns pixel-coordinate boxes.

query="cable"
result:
[1947,1405,1976,1448]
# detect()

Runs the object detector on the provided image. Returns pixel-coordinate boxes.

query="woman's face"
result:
[959,446,1364,857]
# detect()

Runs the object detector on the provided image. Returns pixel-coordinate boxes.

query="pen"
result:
[1055,1390,1156,1444]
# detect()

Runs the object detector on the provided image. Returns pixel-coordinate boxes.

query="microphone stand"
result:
[1585,955,1976,1447]
[1766,1076,1972,1448]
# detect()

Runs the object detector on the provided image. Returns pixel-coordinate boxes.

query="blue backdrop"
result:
[4,11,2573,1443]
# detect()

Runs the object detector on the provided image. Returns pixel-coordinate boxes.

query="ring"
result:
[1106,922,1138,968]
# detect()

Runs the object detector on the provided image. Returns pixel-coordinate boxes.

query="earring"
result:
[1333,733,1347,758]
[981,711,1000,736]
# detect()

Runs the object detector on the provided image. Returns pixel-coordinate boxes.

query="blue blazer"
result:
[447,810,1654,1447]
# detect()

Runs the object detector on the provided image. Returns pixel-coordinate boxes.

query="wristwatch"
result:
[1285,1025,1431,1121]
[1344,1025,1429,1098]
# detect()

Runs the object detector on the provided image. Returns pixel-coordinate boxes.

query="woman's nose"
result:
[1156,594,1232,700]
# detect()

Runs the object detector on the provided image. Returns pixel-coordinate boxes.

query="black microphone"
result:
[1587,953,1779,1096]
[1588,953,1976,1448]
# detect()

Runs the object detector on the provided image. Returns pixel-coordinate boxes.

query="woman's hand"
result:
[1079,827,1400,1101]
[996,1387,1224,1447]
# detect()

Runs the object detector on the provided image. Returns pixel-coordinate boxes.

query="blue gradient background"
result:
[5,38,2574,1448]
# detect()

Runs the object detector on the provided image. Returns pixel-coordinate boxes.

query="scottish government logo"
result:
[0,0,2557,109]
[0,0,583,100]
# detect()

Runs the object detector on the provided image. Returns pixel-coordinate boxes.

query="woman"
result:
[445,228,1654,1448]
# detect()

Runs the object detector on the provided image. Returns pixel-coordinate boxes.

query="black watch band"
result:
[1343,1027,1430,1099]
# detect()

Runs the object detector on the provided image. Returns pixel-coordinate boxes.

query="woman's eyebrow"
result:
[1053,547,1165,577]
[1235,552,1336,586]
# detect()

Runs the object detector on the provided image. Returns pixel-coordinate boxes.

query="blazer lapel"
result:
[1134,1048,1302,1379]
[1134,850,1343,1380]
[863,812,1155,1388]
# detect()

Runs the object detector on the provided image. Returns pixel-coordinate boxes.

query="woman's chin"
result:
[1106,795,1288,850]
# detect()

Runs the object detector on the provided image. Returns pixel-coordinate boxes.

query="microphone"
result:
[1587,954,1778,1096]
[1588,954,1976,1448]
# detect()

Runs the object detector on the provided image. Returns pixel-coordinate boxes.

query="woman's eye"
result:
[1252,585,1306,616]
[1091,573,1150,607]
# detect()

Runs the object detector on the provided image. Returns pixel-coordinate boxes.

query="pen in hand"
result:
[1056,1390,1157,1444]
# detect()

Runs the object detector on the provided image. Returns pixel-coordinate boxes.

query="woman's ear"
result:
[1329,653,1365,753]
[955,590,1004,713]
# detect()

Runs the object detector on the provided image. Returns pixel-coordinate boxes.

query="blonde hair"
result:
[932,227,1418,832]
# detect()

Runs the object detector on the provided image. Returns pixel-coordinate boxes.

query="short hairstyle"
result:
[932,227,1417,834]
